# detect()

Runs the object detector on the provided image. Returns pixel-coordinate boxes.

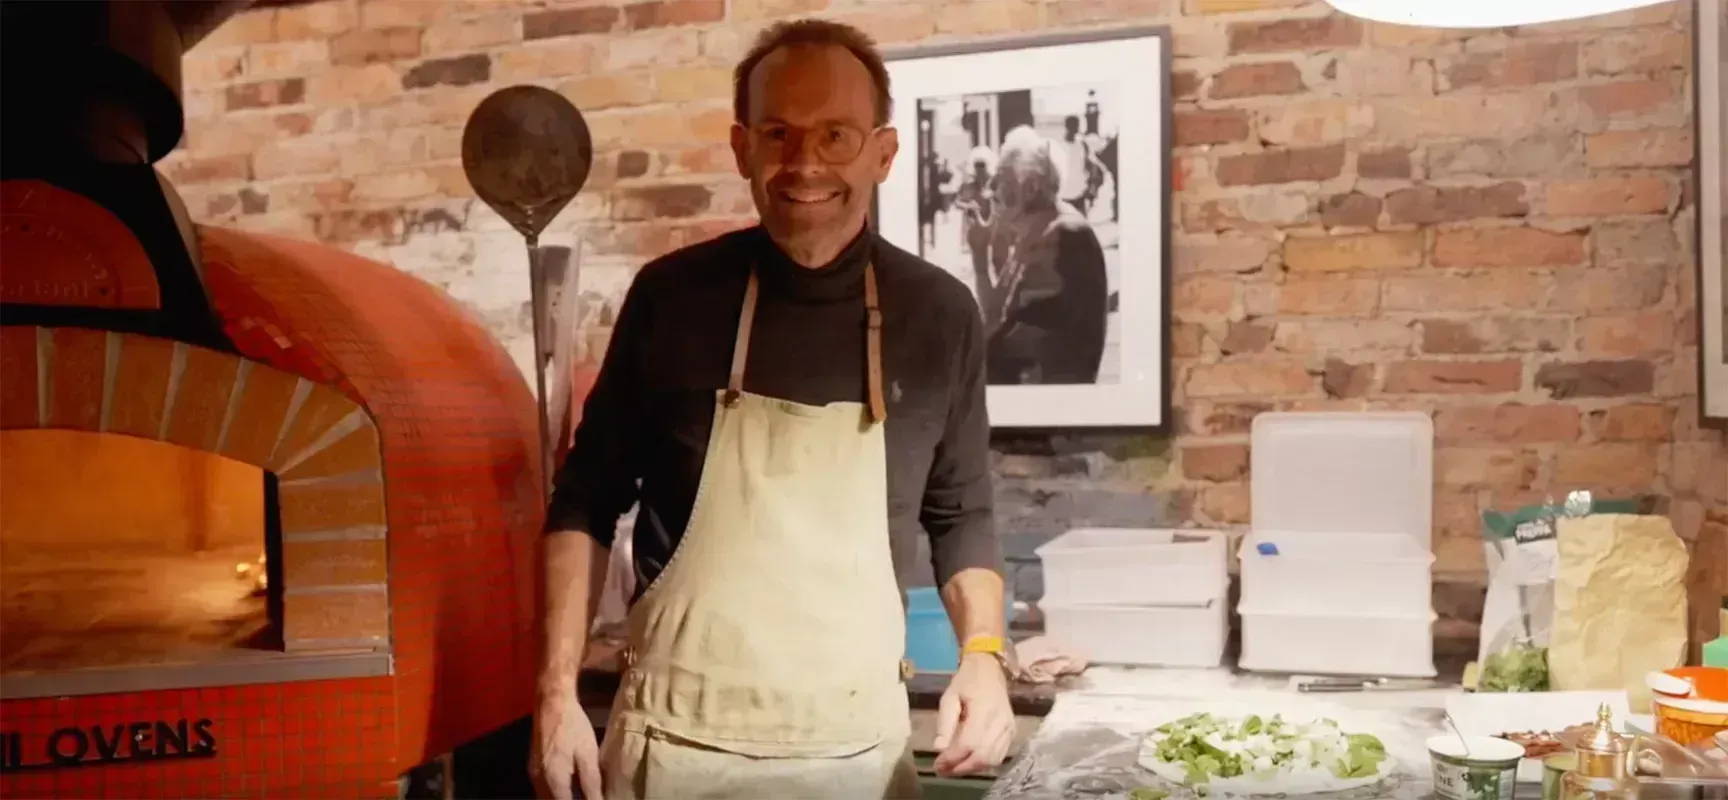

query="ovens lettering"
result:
[0,718,216,772]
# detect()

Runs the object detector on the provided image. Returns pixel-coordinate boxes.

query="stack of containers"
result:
[1237,411,1439,678]
[1035,527,1229,667]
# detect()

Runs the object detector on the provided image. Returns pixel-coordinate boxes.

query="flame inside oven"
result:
[234,553,268,594]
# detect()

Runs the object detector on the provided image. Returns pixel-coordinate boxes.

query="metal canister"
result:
[1541,752,1576,800]
[1562,704,1636,799]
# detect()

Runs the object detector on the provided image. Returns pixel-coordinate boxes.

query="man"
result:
[1053,115,1103,218]
[985,126,1110,386]
[949,145,1005,331]
[529,18,1015,800]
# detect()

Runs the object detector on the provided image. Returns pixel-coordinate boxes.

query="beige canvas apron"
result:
[599,263,924,800]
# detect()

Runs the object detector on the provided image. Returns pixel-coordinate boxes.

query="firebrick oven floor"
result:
[0,544,275,674]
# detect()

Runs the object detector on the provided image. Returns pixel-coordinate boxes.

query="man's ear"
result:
[729,123,750,179]
[873,127,899,183]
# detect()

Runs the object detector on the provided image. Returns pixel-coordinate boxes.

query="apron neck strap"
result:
[724,262,888,424]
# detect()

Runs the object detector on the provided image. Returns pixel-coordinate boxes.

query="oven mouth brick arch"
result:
[0,325,390,652]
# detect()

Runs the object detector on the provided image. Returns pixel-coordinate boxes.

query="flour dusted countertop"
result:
[985,666,1458,800]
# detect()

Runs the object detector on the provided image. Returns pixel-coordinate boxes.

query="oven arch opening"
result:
[0,327,394,699]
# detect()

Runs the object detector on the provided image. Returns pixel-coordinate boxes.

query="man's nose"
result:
[783,131,826,171]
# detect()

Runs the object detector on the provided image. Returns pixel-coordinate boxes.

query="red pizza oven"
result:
[0,2,544,796]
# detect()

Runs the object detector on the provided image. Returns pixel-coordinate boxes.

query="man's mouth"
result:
[777,187,842,205]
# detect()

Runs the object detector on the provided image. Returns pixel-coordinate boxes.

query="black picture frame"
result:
[1697,0,1727,428]
[873,26,1174,433]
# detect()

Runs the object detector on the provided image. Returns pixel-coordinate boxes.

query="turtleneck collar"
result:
[750,223,872,302]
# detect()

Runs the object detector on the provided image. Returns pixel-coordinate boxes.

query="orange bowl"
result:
[1653,667,1728,746]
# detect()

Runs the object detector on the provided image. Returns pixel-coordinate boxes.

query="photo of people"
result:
[912,84,1122,388]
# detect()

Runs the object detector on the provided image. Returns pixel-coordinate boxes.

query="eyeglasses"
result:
[747,122,884,165]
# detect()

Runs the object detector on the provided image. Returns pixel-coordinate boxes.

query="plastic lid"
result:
[1250,412,1434,547]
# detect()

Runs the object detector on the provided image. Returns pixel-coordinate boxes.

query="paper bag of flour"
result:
[1549,513,1689,695]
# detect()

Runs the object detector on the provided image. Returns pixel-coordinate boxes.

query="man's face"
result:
[730,44,897,259]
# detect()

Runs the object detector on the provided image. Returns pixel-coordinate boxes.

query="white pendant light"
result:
[1322,0,1674,29]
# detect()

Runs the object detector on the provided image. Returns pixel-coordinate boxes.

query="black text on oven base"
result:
[0,719,216,772]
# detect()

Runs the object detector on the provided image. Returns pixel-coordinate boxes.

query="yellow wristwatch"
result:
[960,635,1018,678]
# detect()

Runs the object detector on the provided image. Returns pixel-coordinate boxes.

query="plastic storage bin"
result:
[1237,606,1436,677]
[1239,531,1434,615]
[1041,599,1227,668]
[1250,411,1434,547]
[1239,412,1438,677]
[1036,527,1228,606]
[904,587,1016,673]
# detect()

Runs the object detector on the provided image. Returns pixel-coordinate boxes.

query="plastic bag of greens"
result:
[1474,492,1641,692]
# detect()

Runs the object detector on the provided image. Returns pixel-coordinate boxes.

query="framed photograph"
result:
[1699,0,1728,427]
[877,27,1173,430]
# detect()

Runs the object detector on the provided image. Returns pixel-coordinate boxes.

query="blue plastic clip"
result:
[1256,542,1280,556]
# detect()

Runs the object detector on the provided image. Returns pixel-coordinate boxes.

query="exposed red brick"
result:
[1588,403,1674,440]
[402,54,491,90]
[1182,444,1249,482]
[523,7,621,39]
[1439,41,1578,91]
[1319,191,1381,228]
[1358,148,1412,180]
[1185,361,1315,398]
[1227,16,1362,54]
[1384,182,1529,225]
[225,78,306,110]
[1219,321,1274,355]
[1321,358,1374,398]
[1580,78,1680,119]
[1577,311,1676,356]
[1191,402,1273,436]
[1543,176,1670,216]
[1419,317,1568,355]
[1554,442,1658,488]
[331,27,423,66]
[1438,448,1541,490]
[1217,144,1346,186]
[1209,61,1305,99]
[625,0,725,29]
[1585,129,1694,168]
[1434,403,1582,444]
[1432,227,1587,268]
[611,184,713,220]
[1171,69,1202,101]
[1383,360,1523,394]
[1534,359,1656,398]
[616,150,652,179]
[1173,109,1251,146]
[1277,277,1378,316]
[169,154,252,184]
[1283,232,1422,272]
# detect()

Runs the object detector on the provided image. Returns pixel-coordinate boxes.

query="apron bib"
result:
[600,263,922,800]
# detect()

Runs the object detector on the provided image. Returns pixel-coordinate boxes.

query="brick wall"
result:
[168,0,1727,628]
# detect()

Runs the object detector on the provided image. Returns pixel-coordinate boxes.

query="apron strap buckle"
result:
[898,658,915,683]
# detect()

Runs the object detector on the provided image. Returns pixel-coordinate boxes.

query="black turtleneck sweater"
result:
[545,225,999,598]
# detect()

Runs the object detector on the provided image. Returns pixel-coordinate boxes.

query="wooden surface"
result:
[1688,507,1728,664]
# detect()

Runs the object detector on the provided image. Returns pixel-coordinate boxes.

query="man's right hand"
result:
[530,689,603,800]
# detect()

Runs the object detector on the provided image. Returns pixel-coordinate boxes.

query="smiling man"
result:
[528,18,1014,800]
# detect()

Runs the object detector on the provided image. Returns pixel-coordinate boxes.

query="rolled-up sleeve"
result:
[543,274,650,546]
[920,308,1001,586]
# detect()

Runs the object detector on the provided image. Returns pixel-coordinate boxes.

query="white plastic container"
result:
[1237,606,1437,677]
[1041,599,1227,668]
[1250,412,1435,548]
[1036,527,1228,606]
[1239,530,1435,615]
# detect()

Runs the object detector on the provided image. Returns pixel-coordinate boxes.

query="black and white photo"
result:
[879,29,1171,429]
[914,85,1121,388]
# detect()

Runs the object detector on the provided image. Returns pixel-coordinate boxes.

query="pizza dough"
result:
[1136,712,1393,796]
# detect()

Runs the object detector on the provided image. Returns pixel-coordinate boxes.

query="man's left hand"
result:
[931,652,1015,777]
